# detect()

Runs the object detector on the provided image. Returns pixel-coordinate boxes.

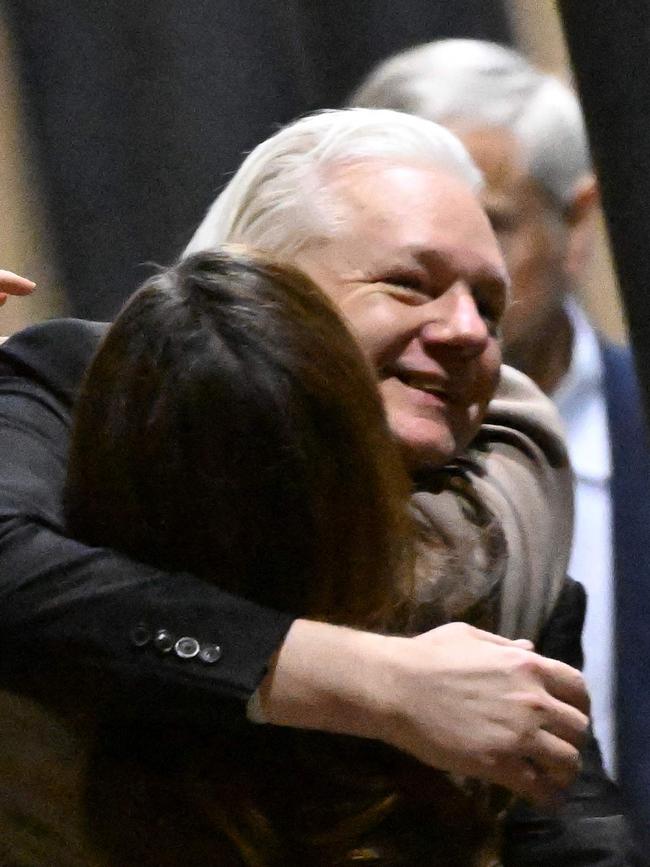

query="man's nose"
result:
[418,283,490,354]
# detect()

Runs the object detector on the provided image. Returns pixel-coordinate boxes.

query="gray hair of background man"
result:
[349,39,591,209]
[185,108,481,258]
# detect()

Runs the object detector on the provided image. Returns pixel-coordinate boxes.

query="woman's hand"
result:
[258,619,589,810]
[386,622,588,807]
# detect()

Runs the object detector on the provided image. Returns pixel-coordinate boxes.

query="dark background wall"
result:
[5,0,511,319]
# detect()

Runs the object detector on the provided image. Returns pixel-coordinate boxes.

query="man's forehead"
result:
[326,159,484,232]
[315,158,506,275]
[327,157,476,202]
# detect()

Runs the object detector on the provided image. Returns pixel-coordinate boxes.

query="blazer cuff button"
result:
[199,644,222,664]
[153,629,175,653]
[174,636,200,659]
[130,623,151,647]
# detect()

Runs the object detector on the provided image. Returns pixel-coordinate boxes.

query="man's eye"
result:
[384,275,421,289]
[476,299,502,335]
[382,276,429,303]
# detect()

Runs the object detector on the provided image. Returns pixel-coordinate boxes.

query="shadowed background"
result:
[0,0,623,339]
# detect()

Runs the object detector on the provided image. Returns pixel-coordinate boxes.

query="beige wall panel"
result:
[0,11,64,334]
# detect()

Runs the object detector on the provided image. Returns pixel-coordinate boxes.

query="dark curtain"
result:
[558,1,650,854]
[5,1,511,319]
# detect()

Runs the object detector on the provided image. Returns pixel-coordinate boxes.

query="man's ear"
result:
[564,174,599,278]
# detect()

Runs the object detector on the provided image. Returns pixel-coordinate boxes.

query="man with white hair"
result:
[351,39,650,782]
[0,108,633,862]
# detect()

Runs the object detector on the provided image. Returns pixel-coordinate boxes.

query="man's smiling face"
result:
[294,160,509,468]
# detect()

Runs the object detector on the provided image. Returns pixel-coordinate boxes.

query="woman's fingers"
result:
[526,728,583,791]
[483,754,562,809]
[540,656,591,716]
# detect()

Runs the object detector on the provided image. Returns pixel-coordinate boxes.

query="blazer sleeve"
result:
[0,320,294,723]
[502,577,640,866]
[0,325,581,732]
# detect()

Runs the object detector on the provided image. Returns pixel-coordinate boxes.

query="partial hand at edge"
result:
[0,270,36,307]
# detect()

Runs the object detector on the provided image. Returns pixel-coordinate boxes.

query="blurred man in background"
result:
[351,39,650,782]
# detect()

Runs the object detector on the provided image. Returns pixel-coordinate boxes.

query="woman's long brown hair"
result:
[66,250,505,866]
[66,249,413,632]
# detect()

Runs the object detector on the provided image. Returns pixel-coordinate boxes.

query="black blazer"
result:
[0,318,637,865]
[0,318,294,722]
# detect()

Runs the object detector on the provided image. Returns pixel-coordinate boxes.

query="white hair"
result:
[185,107,481,258]
[349,39,591,208]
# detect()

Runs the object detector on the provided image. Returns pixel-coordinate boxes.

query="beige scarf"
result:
[410,364,573,643]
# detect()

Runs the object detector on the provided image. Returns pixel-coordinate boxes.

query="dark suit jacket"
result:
[0,318,637,865]
[0,318,294,722]
[602,340,650,853]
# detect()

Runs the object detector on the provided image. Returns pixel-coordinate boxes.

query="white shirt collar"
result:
[552,298,611,483]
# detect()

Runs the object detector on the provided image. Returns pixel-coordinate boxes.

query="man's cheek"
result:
[346,304,398,366]
[485,344,502,390]
[468,361,501,432]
